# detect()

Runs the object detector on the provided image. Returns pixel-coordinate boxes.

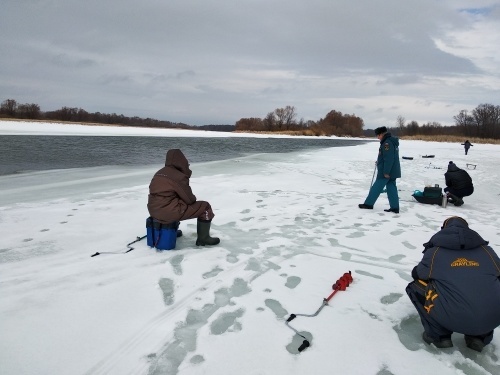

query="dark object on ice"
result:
[297,340,310,352]
[384,208,400,213]
[358,203,373,209]
[447,193,464,207]
[422,332,453,348]
[402,156,413,160]
[465,335,485,352]
[422,155,435,158]
[412,186,443,205]
[413,195,442,205]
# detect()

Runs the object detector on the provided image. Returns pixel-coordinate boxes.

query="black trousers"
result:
[444,186,474,198]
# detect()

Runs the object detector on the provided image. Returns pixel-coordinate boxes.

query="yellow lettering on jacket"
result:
[451,258,479,267]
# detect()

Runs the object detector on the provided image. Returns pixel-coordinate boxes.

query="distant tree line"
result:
[388,103,500,139]
[2,98,499,138]
[235,105,365,137]
[0,99,234,132]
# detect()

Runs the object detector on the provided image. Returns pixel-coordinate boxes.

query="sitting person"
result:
[148,149,220,246]
[444,161,473,206]
[406,216,500,352]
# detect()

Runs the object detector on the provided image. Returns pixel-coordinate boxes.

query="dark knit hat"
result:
[447,161,458,171]
[374,126,387,135]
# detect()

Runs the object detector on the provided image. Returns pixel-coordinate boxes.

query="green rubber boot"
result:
[196,219,220,246]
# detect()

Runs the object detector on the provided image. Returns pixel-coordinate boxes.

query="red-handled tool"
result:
[285,271,353,352]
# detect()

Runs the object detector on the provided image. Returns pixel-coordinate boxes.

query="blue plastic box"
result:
[146,217,179,250]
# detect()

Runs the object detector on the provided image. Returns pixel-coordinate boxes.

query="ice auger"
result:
[285,271,353,352]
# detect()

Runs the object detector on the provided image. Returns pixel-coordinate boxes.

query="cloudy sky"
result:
[1,0,499,127]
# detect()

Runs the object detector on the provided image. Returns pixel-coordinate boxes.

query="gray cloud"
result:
[1,0,499,126]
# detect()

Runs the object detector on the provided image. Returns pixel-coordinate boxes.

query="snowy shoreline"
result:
[0,119,359,139]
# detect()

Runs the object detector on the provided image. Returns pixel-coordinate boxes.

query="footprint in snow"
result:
[169,254,184,275]
[158,278,175,306]
[265,299,288,319]
[210,308,244,335]
[285,276,301,289]
[202,266,223,279]
[380,293,403,305]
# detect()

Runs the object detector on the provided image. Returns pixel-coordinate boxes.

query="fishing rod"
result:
[90,235,146,257]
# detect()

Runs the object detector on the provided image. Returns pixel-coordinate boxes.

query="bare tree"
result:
[453,110,474,137]
[263,112,276,131]
[396,115,405,135]
[17,103,41,119]
[472,104,500,139]
[274,106,297,130]
[1,99,17,116]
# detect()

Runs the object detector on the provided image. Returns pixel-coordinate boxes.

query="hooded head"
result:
[426,216,488,250]
[441,216,468,229]
[165,149,192,177]
[447,161,459,172]
[374,126,387,136]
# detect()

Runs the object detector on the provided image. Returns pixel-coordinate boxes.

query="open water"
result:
[0,135,367,176]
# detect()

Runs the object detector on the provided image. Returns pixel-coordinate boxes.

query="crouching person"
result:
[148,149,220,246]
[444,161,474,206]
[406,216,500,352]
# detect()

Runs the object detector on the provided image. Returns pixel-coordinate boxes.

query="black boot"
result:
[465,335,485,352]
[448,193,464,206]
[358,203,373,209]
[422,332,453,348]
[196,219,220,246]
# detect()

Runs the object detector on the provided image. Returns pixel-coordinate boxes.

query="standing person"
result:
[461,140,473,155]
[359,126,401,213]
[148,149,220,246]
[444,161,474,206]
[406,216,500,352]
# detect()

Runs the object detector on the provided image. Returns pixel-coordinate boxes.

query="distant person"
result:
[406,216,500,352]
[148,149,220,246]
[444,161,473,206]
[359,126,401,213]
[461,140,473,155]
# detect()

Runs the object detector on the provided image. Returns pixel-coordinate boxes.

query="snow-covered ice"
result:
[0,121,499,375]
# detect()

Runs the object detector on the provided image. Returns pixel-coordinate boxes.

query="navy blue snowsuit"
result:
[406,217,500,344]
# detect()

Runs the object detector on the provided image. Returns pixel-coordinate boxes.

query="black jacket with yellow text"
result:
[412,218,500,335]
